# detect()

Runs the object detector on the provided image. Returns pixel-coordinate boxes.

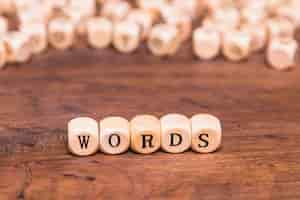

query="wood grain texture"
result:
[0,42,300,200]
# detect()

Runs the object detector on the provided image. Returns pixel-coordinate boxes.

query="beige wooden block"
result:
[266,17,295,39]
[267,37,298,70]
[130,115,161,154]
[101,1,131,22]
[147,24,181,56]
[161,5,192,41]
[0,17,8,37]
[0,41,7,69]
[113,20,141,53]
[4,32,31,63]
[100,117,130,155]
[126,9,154,40]
[240,23,267,52]
[21,23,48,54]
[160,114,191,153]
[193,25,221,60]
[87,17,113,49]
[222,30,251,62]
[191,114,222,153]
[48,17,75,50]
[0,0,15,15]
[172,0,204,20]
[68,117,99,156]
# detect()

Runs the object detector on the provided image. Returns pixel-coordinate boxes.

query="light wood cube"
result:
[160,114,191,153]
[193,25,221,60]
[100,116,130,154]
[20,23,48,54]
[147,24,181,56]
[0,40,7,69]
[68,117,99,156]
[267,37,298,70]
[130,115,161,154]
[0,16,8,37]
[191,114,222,153]
[87,17,113,49]
[4,31,32,63]
[48,18,75,50]
[101,1,131,22]
[113,20,141,53]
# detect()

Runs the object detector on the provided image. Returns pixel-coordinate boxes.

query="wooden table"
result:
[0,45,299,200]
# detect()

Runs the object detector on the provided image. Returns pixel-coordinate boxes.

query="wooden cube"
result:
[147,24,181,56]
[100,116,130,154]
[4,32,32,63]
[113,20,141,53]
[191,114,222,153]
[0,16,8,37]
[48,17,75,50]
[87,17,113,49]
[130,115,161,154]
[160,114,191,153]
[0,40,7,69]
[20,23,48,54]
[68,117,99,156]
[267,37,298,70]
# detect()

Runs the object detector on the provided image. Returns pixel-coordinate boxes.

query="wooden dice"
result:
[160,114,191,153]
[68,117,99,156]
[130,115,161,154]
[100,117,130,154]
[68,114,222,156]
[48,17,75,50]
[191,114,222,153]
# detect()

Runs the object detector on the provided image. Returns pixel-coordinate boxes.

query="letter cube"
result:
[191,114,222,153]
[160,114,191,153]
[130,115,161,154]
[68,117,99,156]
[100,116,130,154]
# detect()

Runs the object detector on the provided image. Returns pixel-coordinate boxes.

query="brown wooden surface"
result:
[0,43,300,200]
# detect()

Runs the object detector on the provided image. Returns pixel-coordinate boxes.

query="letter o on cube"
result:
[160,113,191,153]
[100,116,130,154]
[130,115,161,154]
[68,117,99,156]
[191,114,222,153]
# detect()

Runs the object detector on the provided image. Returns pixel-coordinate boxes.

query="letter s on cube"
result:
[191,114,222,153]
[160,113,191,153]
[68,117,99,156]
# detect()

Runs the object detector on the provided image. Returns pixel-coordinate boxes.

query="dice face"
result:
[193,25,221,60]
[87,17,113,49]
[100,117,130,154]
[4,32,32,63]
[267,37,298,70]
[113,21,141,53]
[130,115,161,154]
[0,41,7,69]
[191,114,222,153]
[147,24,181,56]
[68,117,99,156]
[21,23,48,54]
[222,30,251,61]
[160,114,191,153]
[48,18,74,50]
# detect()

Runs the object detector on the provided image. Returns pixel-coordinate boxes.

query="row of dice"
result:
[68,113,222,156]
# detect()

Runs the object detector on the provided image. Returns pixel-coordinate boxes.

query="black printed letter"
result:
[109,134,121,147]
[142,135,154,148]
[170,133,182,146]
[198,134,209,148]
[78,135,90,149]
